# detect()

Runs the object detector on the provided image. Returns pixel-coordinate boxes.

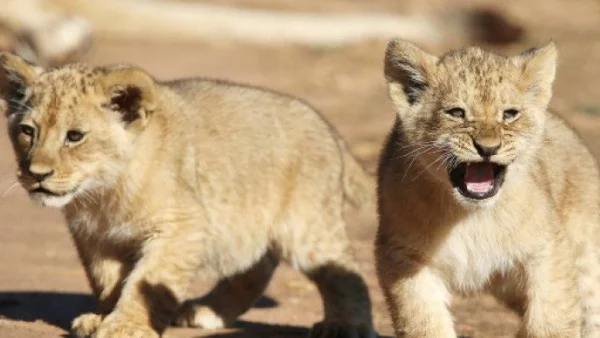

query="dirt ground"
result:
[1,0,600,337]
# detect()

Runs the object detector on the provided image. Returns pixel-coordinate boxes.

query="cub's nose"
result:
[28,165,55,182]
[473,141,500,158]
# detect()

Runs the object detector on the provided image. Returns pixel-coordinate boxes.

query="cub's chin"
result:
[28,187,75,208]
[448,161,507,206]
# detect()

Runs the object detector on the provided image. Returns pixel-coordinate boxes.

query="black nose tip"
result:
[29,169,54,182]
[474,142,500,157]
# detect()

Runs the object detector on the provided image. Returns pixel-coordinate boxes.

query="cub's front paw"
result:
[309,321,377,338]
[174,303,227,329]
[71,313,103,338]
[94,316,158,338]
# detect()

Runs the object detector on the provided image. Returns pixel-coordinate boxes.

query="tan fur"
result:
[376,39,600,338]
[0,53,376,338]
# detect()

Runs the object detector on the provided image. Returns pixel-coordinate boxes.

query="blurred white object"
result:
[56,0,522,46]
[59,0,442,45]
[0,0,523,65]
[0,0,92,66]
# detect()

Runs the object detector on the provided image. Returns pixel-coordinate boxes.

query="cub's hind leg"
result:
[283,211,375,338]
[304,255,375,338]
[175,250,279,329]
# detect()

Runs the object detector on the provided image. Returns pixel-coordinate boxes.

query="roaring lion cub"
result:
[0,53,376,338]
[376,39,600,337]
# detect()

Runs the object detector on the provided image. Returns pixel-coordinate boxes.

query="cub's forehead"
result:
[434,47,523,105]
[436,47,520,83]
[33,64,100,95]
[28,64,102,110]
[20,64,105,125]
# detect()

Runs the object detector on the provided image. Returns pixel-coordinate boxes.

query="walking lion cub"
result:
[0,53,375,338]
[376,40,600,337]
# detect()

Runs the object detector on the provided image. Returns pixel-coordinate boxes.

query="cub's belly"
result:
[198,233,271,279]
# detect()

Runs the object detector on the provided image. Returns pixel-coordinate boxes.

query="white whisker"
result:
[412,153,447,182]
[2,181,21,198]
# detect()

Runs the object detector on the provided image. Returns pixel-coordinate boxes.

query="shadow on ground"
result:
[0,291,398,337]
[202,320,309,338]
[185,293,279,310]
[0,291,286,336]
[0,291,94,330]
[201,321,395,338]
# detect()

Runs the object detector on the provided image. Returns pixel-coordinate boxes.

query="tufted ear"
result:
[100,66,157,126]
[0,52,42,117]
[384,39,438,111]
[512,41,557,107]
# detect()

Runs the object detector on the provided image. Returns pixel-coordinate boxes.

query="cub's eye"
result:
[20,124,34,137]
[445,107,466,119]
[503,109,520,121]
[66,130,85,143]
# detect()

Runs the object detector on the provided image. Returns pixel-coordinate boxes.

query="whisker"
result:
[436,153,452,172]
[412,153,447,182]
[401,149,430,182]
[2,181,21,198]
[399,145,438,159]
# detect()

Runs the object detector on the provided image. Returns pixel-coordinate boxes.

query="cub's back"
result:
[165,78,340,157]
[537,113,600,225]
[154,79,347,221]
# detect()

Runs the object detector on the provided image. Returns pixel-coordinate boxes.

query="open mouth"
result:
[30,186,67,197]
[449,162,507,200]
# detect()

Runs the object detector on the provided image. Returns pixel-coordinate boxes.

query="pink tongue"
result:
[465,163,494,194]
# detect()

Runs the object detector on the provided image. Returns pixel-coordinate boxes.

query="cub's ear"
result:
[384,39,437,111]
[0,53,41,117]
[100,66,157,126]
[512,41,557,107]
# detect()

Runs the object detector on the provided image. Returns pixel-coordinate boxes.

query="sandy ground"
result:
[1,0,600,337]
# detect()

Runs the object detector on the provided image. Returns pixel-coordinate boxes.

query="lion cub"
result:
[376,39,600,338]
[0,53,376,338]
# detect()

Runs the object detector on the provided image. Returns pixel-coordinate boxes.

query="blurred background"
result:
[0,0,598,337]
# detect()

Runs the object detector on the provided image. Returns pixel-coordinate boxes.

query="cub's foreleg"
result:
[92,222,204,338]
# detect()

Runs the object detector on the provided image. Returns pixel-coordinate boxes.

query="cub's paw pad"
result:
[71,313,102,338]
[309,322,377,338]
[94,319,158,338]
[174,303,226,329]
